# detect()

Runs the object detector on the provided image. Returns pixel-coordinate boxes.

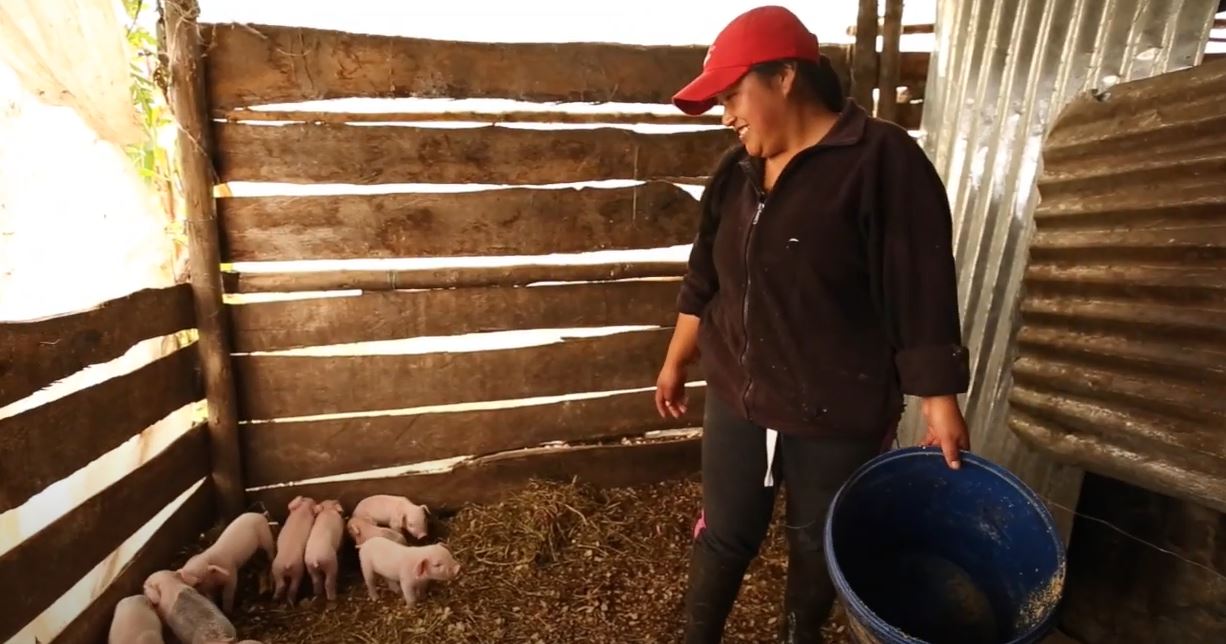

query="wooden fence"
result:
[0,285,214,643]
[203,22,931,519]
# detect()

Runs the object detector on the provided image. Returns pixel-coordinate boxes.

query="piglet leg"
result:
[221,574,238,614]
[399,576,424,609]
[324,562,338,603]
[271,571,286,602]
[360,556,379,601]
[287,572,302,606]
[308,566,325,601]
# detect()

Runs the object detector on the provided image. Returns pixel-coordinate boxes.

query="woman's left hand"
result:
[918,395,971,469]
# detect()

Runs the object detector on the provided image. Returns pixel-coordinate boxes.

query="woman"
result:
[655,6,972,643]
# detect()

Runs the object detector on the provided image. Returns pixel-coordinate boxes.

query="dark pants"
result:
[684,392,884,643]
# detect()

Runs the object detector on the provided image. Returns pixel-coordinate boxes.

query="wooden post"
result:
[852,0,880,112]
[162,0,245,518]
[877,0,905,123]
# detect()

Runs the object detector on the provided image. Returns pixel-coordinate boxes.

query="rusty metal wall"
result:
[900,0,1218,533]
[1009,59,1226,513]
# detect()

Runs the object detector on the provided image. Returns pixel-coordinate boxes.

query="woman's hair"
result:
[749,56,846,112]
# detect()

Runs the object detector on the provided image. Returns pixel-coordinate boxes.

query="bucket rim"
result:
[822,446,1068,644]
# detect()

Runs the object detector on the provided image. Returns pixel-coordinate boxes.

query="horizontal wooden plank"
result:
[217,182,699,261]
[0,284,194,407]
[234,328,685,419]
[203,22,852,108]
[249,436,701,520]
[0,347,202,514]
[51,482,214,644]
[217,109,726,126]
[0,425,208,642]
[243,387,706,486]
[223,261,689,293]
[230,280,681,352]
[213,123,734,184]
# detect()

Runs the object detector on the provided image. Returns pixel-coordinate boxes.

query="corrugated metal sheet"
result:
[1009,58,1226,513]
[900,0,1218,532]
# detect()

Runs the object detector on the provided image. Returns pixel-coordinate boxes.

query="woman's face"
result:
[718,67,794,159]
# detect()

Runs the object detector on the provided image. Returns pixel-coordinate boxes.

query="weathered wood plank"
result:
[0,284,194,408]
[218,182,699,261]
[0,425,208,643]
[234,328,686,420]
[249,436,701,521]
[230,280,681,352]
[167,0,247,519]
[217,109,725,126]
[51,482,214,644]
[243,387,706,486]
[223,261,689,293]
[0,348,202,514]
[213,123,735,185]
[852,0,880,109]
[876,0,904,122]
[202,22,852,109]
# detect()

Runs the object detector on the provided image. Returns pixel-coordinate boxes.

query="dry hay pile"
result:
[224,480,852,643]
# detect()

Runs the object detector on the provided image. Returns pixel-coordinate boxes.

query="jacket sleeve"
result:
[677,145,742,316]
[873,130,970,396]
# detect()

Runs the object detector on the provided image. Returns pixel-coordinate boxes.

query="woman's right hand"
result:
[655,361,689,419]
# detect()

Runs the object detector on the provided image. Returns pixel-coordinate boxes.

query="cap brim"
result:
[672,65,749,115]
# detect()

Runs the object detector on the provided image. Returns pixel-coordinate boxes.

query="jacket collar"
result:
[737,98,870,193]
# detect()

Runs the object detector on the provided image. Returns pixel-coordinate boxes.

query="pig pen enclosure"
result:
[0,1,932,642]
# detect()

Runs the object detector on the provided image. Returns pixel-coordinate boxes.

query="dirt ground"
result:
[200,479,852,643]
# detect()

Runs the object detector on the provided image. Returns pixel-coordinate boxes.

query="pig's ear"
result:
[144,582,161,604]
[208,564,231,580]
[416,557,429,578]
[289,496,303,511]
[312,504,323,516]
[421,504,431,516]
[178,568,199,586]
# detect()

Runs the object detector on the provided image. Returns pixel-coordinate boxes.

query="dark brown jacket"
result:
[678,99,970,439]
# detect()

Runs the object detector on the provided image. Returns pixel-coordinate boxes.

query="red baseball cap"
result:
[672,6,821,115]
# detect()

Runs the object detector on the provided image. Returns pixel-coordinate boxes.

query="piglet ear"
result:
[289,496,303,511]
[420,504,431,516]
[208,564,231,580]
[416,557,429,578]
[144,583,161,604]
[178,569,199,586]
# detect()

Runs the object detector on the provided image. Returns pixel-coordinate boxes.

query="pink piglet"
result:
[304,499,345,602]
[272,496,317,606]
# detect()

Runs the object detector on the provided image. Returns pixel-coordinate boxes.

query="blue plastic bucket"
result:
[824,447,1066,644]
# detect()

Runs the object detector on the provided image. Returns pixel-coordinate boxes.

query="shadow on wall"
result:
[1061,473,1226,644]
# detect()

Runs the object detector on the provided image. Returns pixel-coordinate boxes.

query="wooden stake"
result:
[162,0,245,518]
[852,0,880,111]
[877,0,905,123]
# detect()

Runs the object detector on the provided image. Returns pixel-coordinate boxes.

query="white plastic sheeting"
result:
[0,0,144,147]
[0,2,195,641]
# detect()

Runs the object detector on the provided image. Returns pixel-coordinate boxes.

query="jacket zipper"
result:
[740,197,766,417]
[736,144,827,421]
